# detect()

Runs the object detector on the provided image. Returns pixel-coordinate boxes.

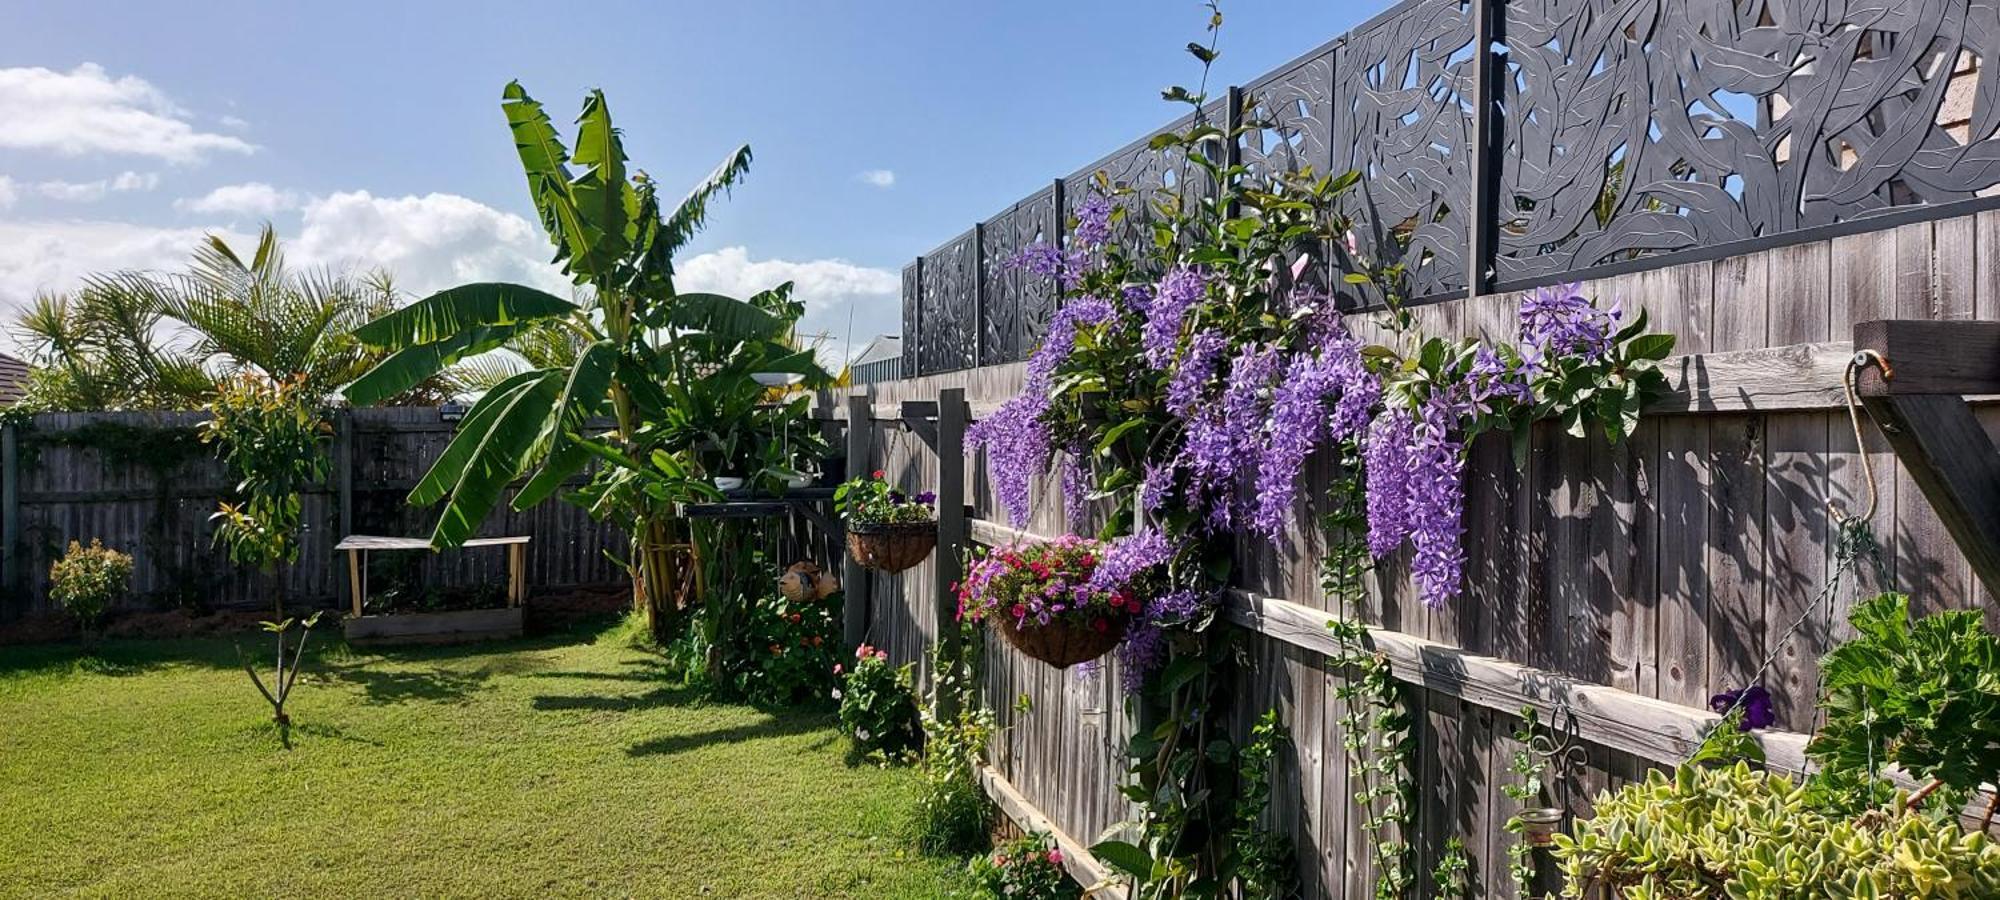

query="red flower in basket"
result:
[959,535,1151,669]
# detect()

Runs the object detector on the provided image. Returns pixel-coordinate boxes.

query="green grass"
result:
[0,616,973,898]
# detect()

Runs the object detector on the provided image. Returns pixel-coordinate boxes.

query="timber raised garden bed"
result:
[337,534,529,646]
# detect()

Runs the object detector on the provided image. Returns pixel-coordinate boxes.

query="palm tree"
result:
[13,226,458,411]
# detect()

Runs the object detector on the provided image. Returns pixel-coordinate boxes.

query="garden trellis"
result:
[844,0,2000,893]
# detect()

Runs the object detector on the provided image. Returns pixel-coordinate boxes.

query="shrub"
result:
[1553,762,2000,898]
[836,644,922,758]
[48,538,132,629]
[911,705,995,856]
[728,590,842,707]
[968,831,1080,900]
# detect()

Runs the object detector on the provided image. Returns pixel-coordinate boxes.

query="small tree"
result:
[201,374,329,730]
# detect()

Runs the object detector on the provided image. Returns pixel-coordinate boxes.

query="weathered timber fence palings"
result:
[0,407,628,619]
[842,206,2000,898]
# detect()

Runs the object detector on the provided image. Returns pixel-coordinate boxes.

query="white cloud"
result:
[0,63,255,163]
[291,190,571,297]
[175,181,300,216]
[218,115,250,131]
[0,177,15,210]
[35,170,158,202]
[677,246,901,359]
[855,169,896,189]
[0,191,903,362]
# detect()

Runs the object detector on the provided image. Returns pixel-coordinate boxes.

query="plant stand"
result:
[338,534,530,645]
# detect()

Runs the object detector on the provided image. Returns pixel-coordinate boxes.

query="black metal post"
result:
[1468,0,1500,298]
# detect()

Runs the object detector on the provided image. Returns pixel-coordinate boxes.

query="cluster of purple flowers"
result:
[1249,335,1379,539]
[1085,529,1175,595]
[1520,282,1621,361]
[1011,243,1089,291]
[1165,329,1227,419]
[1468,343,1535,410]
[1179,343,1281,531]
[1362,392,1470,607]
[1073,194,1113,248]
[1112,587,1211,691]
[967,297,1118,526]
[1142,264,1210,368]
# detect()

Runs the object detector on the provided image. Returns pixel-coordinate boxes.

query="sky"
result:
[0,1,1365,359]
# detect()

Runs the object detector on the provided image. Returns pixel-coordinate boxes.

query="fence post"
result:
[2,423,16,598]
[842,392,873,651]
[972,223,987,368]
[1468,0,1499,297]
[934,386,968,721]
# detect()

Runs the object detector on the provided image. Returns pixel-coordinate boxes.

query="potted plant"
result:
[834,471,937,573]
[956,535,1137,668]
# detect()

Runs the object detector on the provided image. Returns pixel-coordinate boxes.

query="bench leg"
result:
[347,549,363,618]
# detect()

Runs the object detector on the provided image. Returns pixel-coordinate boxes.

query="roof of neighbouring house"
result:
[851,335,901,366]
[0,353,30,406]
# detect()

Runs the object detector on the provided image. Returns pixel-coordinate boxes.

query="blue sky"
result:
[0,1,1364,353]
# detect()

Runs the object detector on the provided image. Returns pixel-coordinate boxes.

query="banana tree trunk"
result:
[636,516,684,643]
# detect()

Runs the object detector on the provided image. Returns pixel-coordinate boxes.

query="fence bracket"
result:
[1854,319,2000,598]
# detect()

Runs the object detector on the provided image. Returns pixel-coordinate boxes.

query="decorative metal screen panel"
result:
[898,0,2000,371]
[978,187,1058,366]
[1330,0,1478,300]
[1495,0,2000,285]
[916,230,977,375]
[901,262,920,375]
[1241,43,1337,182]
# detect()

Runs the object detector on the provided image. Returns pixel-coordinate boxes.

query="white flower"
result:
[856,728,872,741]
[831,688,843,700]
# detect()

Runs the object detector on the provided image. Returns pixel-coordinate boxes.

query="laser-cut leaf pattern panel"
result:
[1330,0,1479,300]
[916,230,977,375]
[1495,0,2000,285]
[978,187,1059,366]
[1241,43,1337,182]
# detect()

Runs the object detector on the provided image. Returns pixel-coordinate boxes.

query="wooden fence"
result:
[0,406,627,619]
[839,206,2000,897]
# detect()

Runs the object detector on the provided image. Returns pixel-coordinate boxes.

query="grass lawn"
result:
[0,617,973,898]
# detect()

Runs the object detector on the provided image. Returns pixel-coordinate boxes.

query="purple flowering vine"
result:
[1142,264,1210,368]
[966,297,1118,526]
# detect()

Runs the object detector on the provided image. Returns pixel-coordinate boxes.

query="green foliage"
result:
[692,588,842,707]
[968,831,1081,900]
[199,374,329,583]
[1683,707,1766,768]
[1809,592,2000,811]
[837,645,924,759]
[15,226,453,412]
[47,538,132,629]
[834,472,937,525]
[1553,763,2000,898]
[1227,709,1296,900]
[1432,838,1470,899]
[912,704,996,857]
[1501,707,1550,899]
[911,617,995,856]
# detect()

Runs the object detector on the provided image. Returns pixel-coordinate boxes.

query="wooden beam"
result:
[968,516,1995,815]
[935,388,969,721]
[1853,319,2000,395]
[1646,341,1852,414]
[1859,392,2000,599]
[842,393,872,651]
[977,765,1119,896]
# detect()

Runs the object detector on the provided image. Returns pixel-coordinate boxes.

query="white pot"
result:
[783,473,813,489]
[712,476,746,491]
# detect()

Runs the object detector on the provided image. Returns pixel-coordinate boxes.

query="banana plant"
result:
[342,82,827,635]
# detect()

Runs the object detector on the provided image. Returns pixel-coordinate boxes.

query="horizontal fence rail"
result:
[902,0,2000,377]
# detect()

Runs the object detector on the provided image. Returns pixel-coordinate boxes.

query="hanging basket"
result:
[845,520,937,573]
[993,614,1126,669]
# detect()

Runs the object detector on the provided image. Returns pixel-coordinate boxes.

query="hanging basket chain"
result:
[1700,354,1895,764]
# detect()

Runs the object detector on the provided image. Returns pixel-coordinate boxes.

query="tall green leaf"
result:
[408,368,547,507]
[501,82,596,282]
[431,370,565,547]
[511,340,616,509]
[664,292,786,342]
[567,90,633,276]
[352,282,576,348]
[659,145,752,259]
[343,323,522,407]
